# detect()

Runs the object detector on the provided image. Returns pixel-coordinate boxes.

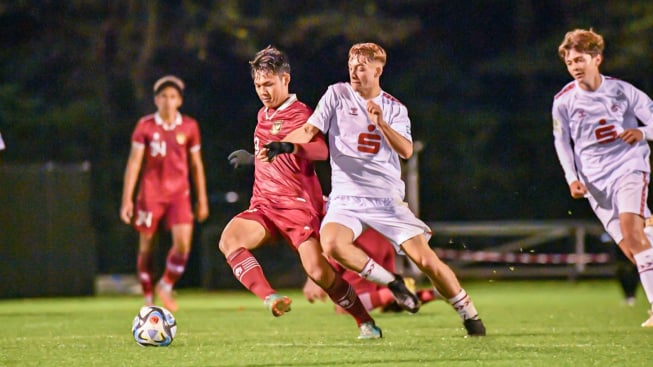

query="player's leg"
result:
[619,212,653,326]
[155,223,192,312]
[612,172,653,326]
[320,221,419,312]
[297,238,381,339]
[154,197,195,312]
[133,200,164,307]
[218,214,288,315]
[137,231,156,306]
[614,247,639,306]
[400,235,485,336]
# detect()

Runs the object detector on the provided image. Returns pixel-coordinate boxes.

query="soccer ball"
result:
[131,306,177,347]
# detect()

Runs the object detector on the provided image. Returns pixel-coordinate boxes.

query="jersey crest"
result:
[176,133,186,145]
[270,120,283,135]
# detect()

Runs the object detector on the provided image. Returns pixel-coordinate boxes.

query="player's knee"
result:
[217,236,236,256]
[319,237,339,257]
[304,265,330,285]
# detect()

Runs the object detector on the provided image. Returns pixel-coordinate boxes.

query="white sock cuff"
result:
[634,248,653,270]
[447,288,468,304]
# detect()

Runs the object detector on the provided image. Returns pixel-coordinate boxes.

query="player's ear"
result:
[374,65,383,78]
[595,54,603,67]
[282,73,291,86]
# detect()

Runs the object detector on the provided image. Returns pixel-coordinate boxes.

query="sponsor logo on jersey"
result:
[176,133,186,145]
[349,107,358,115]
[271,120,283,135]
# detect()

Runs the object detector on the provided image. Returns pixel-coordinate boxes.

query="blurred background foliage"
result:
[1,0,653,271]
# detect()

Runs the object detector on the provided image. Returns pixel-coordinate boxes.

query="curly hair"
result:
[558,28,604,60]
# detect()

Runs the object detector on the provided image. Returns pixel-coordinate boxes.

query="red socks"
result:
[137,252,154,298]
[161,251,189,286]
[325,275,374,326]
[227,247,275,300]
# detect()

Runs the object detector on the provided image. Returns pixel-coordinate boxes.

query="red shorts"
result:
[134,195,193,233]
[236,203,320,250]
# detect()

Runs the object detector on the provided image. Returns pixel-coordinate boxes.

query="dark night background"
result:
[1,1,652,281]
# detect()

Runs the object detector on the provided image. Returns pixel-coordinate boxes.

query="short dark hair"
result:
[153,75,185,95]
[249,45,291,79]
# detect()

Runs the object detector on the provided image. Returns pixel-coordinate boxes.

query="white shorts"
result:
[322,196,432,254]
[589,171,650,244]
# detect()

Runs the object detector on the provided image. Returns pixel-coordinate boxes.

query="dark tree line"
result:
[1,1,653,271]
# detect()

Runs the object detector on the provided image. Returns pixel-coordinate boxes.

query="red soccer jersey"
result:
[250,95,324,214]
[132,113,201,202]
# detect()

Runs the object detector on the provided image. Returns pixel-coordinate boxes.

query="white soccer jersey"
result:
[552,75,653,193]
[308,82,412,198]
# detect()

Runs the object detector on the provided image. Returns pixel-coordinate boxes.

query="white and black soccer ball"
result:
[131,306,177,347]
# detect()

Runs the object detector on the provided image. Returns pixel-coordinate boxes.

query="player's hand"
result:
[619,128,644,145]
[120,201,133,224]
[195,201,209,223]
[264,142,295,161]
[366,100,383,126]
[569,180,588,199]
[227,149,254,168]
[302,277,328,303]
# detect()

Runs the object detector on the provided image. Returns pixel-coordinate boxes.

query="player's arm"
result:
[623,85,653,143]
[302,277,328,303]
[261,124,325,162]
[120,145,145,224]
[366,100,413,159]
[552,105,586,199]
[189,148,209,223]
[227,149,254,168]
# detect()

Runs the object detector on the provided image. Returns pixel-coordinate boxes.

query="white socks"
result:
[448,289,479,321]
[359,258,396,285]
[634,247,653,308]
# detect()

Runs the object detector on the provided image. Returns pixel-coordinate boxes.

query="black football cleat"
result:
[387,274,420,314]
[463,318,486,336]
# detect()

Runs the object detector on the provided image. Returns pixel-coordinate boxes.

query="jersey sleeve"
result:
[307,85,337,134]
[388,104,413,142]
[188,120,201,152]
[552,100,578,185]
[131,120,147,149]
[628,84,653,140]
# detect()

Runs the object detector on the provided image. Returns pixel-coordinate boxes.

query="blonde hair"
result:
[348,43,387,66]
[558,28,604,60]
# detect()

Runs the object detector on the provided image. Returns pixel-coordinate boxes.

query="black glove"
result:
[227,149,254,168]
[264,142,295,161]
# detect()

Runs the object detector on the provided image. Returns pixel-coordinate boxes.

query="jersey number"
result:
[357,133,381,154]
[595,119,617,144]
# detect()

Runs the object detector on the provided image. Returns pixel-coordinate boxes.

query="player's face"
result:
[154,87,183,115]
[253,71,290,109]
[564,49,601,87]
[348,56,381,93]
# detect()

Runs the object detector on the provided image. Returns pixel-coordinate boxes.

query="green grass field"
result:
[1,280,652,367]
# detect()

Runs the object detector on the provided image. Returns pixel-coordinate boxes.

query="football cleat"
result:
[358,321,383,339]
[463,318,486,336]
[387,274,420,314]
[155,282,178,313]
[264,294,292,317]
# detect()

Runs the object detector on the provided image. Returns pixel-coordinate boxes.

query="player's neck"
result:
[356,85,381,100]
[578,74,602,92]
[158,111,178,125]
